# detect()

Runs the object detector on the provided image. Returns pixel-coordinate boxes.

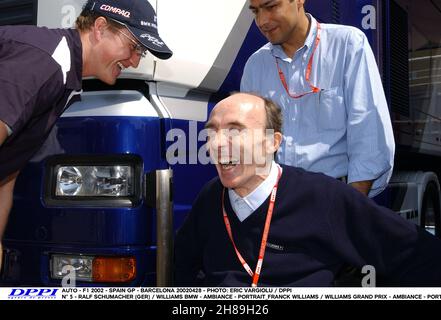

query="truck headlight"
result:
[56,165,133,197]
[44,155,142,207]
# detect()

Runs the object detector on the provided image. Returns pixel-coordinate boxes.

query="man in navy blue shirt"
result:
[175,93,441,286]
[0,0,172,270]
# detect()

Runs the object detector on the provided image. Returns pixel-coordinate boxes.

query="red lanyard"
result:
[221,166,282,287]
[276,22,321,98]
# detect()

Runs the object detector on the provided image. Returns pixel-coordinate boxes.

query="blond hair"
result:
[75,9,125,32]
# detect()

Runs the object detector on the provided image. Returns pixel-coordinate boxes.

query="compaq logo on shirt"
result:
[100,4,131,18]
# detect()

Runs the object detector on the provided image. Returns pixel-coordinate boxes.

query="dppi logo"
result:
[8,288,58,299]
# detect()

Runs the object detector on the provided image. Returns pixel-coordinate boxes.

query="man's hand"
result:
[350,180,373,196]
[0,171,19,273]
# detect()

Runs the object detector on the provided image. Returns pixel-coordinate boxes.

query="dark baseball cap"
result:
[84,0,172,59]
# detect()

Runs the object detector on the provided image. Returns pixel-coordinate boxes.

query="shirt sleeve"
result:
[0,79,32,133]
[343,29,395,197]
[0,43,60,134]
[327,182,441,286]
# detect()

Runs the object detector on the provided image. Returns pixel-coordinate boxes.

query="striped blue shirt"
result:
[241,14,395,197]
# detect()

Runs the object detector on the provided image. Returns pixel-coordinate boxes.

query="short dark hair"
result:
[75,9,124,32]
[262,97,283,134]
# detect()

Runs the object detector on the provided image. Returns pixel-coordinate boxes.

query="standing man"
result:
[0,0,172,270]
[175,93,441,287]
[241,0,395,197]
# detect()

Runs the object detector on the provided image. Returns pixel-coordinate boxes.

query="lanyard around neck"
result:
[221,166,282,287]
[276,22,322,99]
